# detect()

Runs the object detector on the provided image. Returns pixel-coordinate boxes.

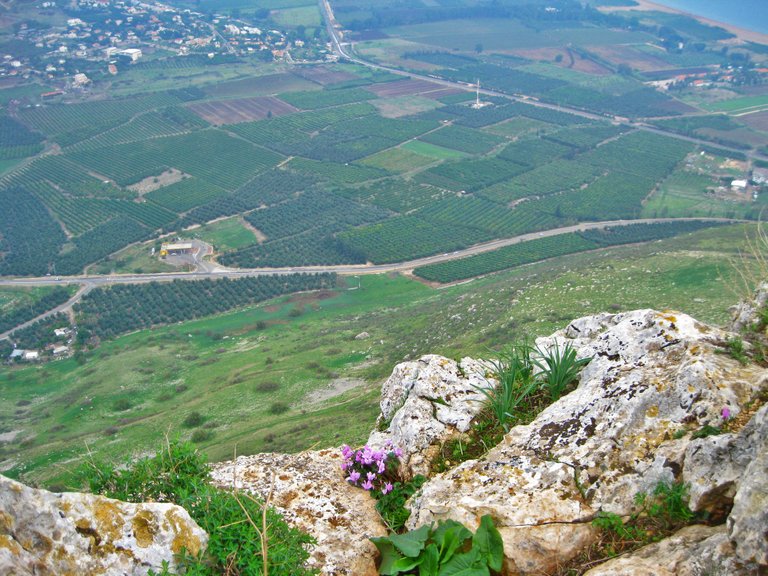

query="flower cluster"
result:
[341,441,403,495]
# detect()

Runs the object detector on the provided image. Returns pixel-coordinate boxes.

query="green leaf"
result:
[432,520,472,564]
[371,538,405,575]
[388,524,432,557]
[392,554,424,573]
[472,515,504,572]
[437,549,489,576]
[419,543,439,576]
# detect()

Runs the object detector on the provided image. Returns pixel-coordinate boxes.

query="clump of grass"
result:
[475,341,539,433]
[78,438,315,576]
[535,341,591,401]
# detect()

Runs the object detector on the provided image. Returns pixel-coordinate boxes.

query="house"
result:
[52,345,69,356]
[731,179,748,190]
[752,168,768,184]
[9,349,25,360]
[54,327,70,338]
[23,351,40,361]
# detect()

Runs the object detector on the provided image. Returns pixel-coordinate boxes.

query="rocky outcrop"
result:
[729,281,768,332]
[0,475,206,576]
[406,309,767,575]
[366,354,494,478]
[210,448,387,576]
[582,525,749,576]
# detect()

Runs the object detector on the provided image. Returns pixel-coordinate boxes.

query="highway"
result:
[317,0,768,163]
[0,218,740,290]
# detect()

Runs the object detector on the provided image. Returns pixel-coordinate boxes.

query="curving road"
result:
[0,217,744,339]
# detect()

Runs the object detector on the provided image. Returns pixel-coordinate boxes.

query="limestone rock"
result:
[0,474,207,576]
[729,281,768,333]
[210,448,386,576]
[355,331,370,340]
[727,405,768,567]
[683,404,768,515]
[583,525,751,576]
[407,310,767,575]
[365,355,495,479]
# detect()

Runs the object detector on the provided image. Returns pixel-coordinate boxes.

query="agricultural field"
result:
[1,0,767,281]
[191,217,261,253]
[186,97,298,125]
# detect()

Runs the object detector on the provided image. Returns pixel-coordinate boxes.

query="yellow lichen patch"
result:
[0,510,14,533]
[165,508,203,556]
[132,509,157,548]
[91,500,125,544]
[0,534,22,555]
[646,405,659,418]
[658,311,678,323]
[58,500,72,515]
[689,345,701,355]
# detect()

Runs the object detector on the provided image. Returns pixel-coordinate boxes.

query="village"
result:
[0,0,327,90]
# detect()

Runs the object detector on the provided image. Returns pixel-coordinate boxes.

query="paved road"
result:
[0,283,93,341]
[317,0,768,163]
[0,217,740,289]
[0,217,742,339]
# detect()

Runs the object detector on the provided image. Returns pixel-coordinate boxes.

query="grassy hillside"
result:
[0,223,760,488]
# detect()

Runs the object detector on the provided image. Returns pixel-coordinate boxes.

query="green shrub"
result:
[375,475,426,533]
[79,439,315,576]
[269,402,290,415]
[182,411,205,428]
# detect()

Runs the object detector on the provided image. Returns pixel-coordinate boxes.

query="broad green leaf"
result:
[388,524,432,557]
[437,549,489,576]
[419,543,439,576]
[433,521,472,564]
[370,538,404,575]
[392,555,424,573]
[472,515,504,572]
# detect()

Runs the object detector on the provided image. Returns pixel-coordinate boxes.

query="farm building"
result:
[160,242,193,257]
[52,345,69,356]
[731,179,748,190]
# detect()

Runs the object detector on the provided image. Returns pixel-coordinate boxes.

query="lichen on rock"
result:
[0,475,207,576]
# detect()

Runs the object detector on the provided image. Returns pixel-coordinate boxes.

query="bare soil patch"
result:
[187,96,298,125]
[365,78,448,98]
[303,378,367,404]
[590,44,670,72]
[294,66,358,85]
[128,168,186,195]
[737,110,768,132]
[239,217,267,243]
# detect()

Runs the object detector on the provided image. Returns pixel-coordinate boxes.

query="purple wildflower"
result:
[361,480,374,490]
[722,407,731,421]
[347,470,360,484]
[382,482,393,495]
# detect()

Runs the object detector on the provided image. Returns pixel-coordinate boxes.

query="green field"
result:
[401,140,467,160]
[357,146,436,173]
[704,94,768,114]
[1,224,762,486]
[271,5,321,27]
[385,19,654,52]
[192,217,260,252]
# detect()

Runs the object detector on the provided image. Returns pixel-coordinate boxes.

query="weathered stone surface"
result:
[729,281,768,333]
[407,310,767,575]
[210,448,387,576]
[727,405,768,567]
[683,404,768,516]
[0,474,206,576]
[366,355,495,479]
[583,525,752,576]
